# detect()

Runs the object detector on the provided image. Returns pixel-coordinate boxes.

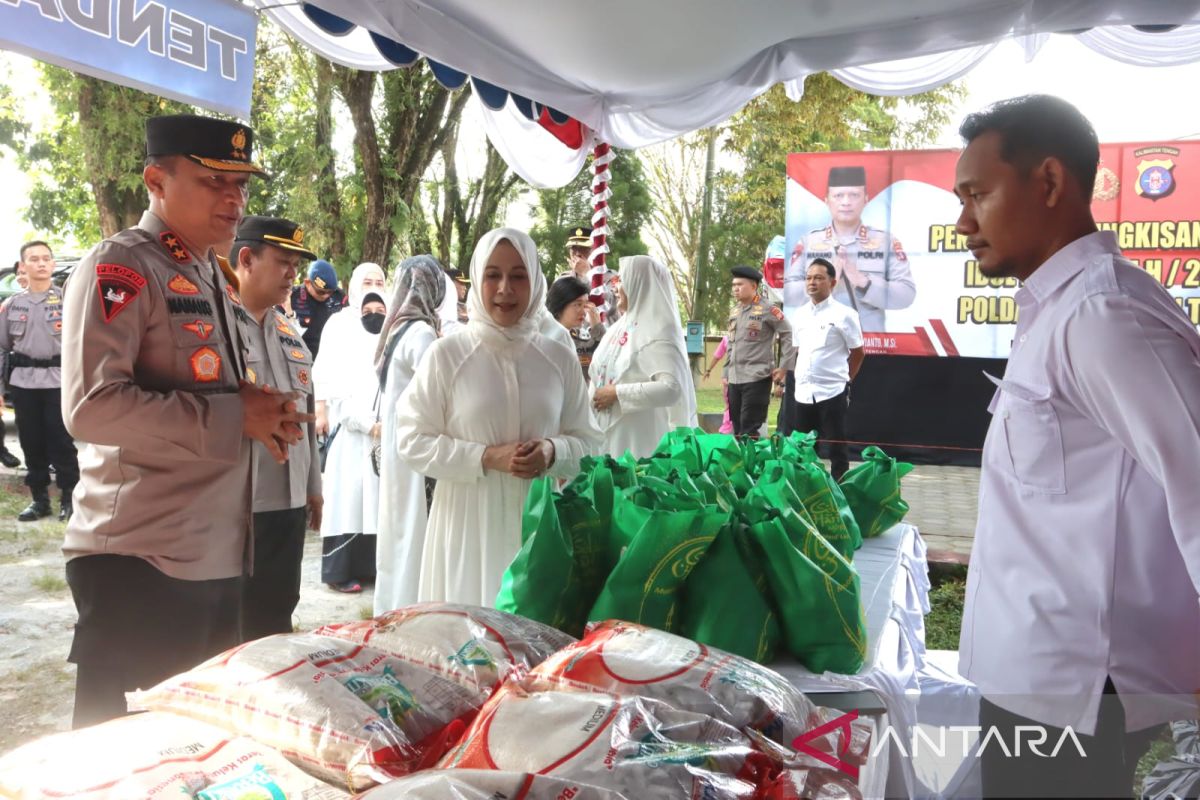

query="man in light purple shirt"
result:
[954,95,1200,797]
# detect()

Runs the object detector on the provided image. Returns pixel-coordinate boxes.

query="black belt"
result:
[9,353,61,368]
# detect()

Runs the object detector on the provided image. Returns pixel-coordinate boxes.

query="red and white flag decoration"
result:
[589,142,614,321]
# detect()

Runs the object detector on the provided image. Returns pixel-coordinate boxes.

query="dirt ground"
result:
[0,456,373,757]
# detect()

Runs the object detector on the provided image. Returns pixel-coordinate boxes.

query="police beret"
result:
[308,260,339,292]
[146,114,267,176]
[566,226,593,247]
[731,265,763,283]
[827,165,866,189]
[235,215,317,260]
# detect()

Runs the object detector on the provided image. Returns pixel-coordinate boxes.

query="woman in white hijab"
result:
[395,228,603,607]
[371,255,444,614]
[589,255,698,458]
[312,262,388,593]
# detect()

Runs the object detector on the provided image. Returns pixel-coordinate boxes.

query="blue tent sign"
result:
[0,0,256,119]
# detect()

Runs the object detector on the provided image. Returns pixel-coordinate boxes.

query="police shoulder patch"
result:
[770,306,784,321]
[95,263,148,323]
[892,237,907,262]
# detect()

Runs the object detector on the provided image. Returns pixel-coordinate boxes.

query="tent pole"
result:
[590,141,614,320]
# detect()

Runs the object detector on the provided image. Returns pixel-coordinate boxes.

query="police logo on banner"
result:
[1134,147,1181,201]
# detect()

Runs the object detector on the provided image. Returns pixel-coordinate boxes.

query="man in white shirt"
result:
[787,257,864,479]
[955,94,1200,797]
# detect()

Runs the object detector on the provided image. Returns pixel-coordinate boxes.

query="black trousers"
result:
[777,370,798,436]
[242,507,307,641]
[66,554,242,729]
[728,377,772,438]
[10,386,78,494]
[792,386,851,480]
[979,680,1164,798]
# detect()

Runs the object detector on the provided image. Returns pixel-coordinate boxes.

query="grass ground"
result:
[694,387,783,432]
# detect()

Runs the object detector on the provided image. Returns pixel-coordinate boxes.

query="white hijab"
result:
[465,228,547,353]
[313,261,388,402]
[592,255,697,428]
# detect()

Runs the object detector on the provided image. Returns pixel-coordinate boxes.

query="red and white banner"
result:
[784,144,1200,358]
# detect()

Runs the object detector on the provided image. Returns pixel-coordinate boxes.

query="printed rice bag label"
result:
[316,603,575,692]
[128,633,486,791]
[0,712,348,799]
[357,769,629,799]
[439,684,768,799]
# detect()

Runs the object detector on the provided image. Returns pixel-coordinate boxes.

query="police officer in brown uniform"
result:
[794,165,915,332]
[231,215,323,640]
[724,265,796,437]
[60,115,311,728]
[0,240,79,521]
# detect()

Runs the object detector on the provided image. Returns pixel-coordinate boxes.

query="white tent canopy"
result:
[263,2,1200,145]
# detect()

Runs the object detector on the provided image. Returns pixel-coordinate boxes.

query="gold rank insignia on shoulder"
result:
[245,366,256,384]
[225,285,242,306]
[159,232,190,263]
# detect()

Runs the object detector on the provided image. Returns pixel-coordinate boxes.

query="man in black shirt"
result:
[286,259,345,358]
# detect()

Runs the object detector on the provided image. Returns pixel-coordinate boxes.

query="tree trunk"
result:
[336,68,393,266]
[313,58,346,261]
[76,77,143,238]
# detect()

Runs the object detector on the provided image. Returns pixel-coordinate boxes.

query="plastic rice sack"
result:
[127,633,486,791]
[357,769,629,799]
[522,619,817,748]
[314,602,574,693]
[0,711,348,799]
[438,683,772,799]
[761,768,863,800]
[838,446,913,538]
[496,478,612,636]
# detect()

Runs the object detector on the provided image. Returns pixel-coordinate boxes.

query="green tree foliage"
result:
[530,148,652,283]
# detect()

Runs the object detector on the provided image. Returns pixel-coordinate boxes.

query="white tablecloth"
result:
[771,523,932,799]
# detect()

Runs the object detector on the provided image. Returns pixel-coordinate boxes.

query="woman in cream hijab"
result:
[590,255,698,458]
[312,262,389,592]
[394,228,602,607]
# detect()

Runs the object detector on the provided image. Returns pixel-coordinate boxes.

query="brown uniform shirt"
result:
[241,308,320,513]
[0,286,65,390]
[724,298,797,384]
[61,211,252,581]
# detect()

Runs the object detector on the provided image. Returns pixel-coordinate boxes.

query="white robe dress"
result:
[374,321,438,615]
[591,338,684,459]
[395,329,603,607]
[313,313,382,540]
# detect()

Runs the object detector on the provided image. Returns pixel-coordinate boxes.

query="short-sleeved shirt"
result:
[241,309,320,514]
[724,299,796,385]
[789,296,862,403]
[0,286,65,390]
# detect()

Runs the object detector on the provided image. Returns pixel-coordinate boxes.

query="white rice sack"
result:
[0,711,347,799]
[524,620,819,746]
[356,769,629,799]
[437,683,773,798]
[315,603,575,692]
[127,633,487,791]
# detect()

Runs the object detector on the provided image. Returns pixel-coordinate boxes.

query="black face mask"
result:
[362,312,385,334]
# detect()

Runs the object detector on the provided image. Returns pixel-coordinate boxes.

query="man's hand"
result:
[771,368,787,384]
[315,400,329,437]
[482,442,522,473]
[510,439,553,479]
[306,494,323,531]
[835,246,868,290]
[369,422,382,439]
[592,385,618,411]
[772,383,784,398]
[240,382,315,464]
